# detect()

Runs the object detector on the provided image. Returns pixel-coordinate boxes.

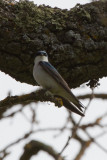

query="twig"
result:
[59,89,94,156]
[77,93,107,100]
[0,127,72,155]
[85,130,107,154]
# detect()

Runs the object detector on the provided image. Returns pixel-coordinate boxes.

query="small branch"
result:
[59,90,94,156]
[0,127,71,157]
[77,93,107,100]
[74,140,92,160]
[84,130,107,154]
[57,89,94,160]
[80,112,107,129]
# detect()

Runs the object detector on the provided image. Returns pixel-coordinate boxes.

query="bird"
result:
[33,51,85,116]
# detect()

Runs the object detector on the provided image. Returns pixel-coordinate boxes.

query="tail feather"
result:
[66,91,85,111]
[56,96,85,116]
[77,101,85,111]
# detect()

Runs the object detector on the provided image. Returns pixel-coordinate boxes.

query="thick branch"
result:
[0,89,60,119]
[0,1,107,87]
[20,140,64,160]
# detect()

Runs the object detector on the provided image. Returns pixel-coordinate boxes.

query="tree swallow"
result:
[33,51,85,116]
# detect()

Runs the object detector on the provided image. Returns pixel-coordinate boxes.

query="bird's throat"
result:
[34,56,48,64]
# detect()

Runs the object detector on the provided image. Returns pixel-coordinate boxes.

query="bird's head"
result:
[34,51,48,63]
[35,51,48,57]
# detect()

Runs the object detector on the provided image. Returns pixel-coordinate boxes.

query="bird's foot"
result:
[55,97,63,107]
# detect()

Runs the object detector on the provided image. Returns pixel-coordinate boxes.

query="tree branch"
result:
[74,140,92,160]
[20,140,64,160]
[0,89,61,119]
[78,93,107,100]
[1,90,107,118]
[0,1,107,87]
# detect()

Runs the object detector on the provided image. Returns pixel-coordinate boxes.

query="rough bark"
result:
[0,1,107,88]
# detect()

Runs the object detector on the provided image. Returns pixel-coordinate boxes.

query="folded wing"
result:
[39,61,85,112]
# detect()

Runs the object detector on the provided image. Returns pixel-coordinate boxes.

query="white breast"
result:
[33,55,66,95]
[33,63,50,88]
[33,55,53,89]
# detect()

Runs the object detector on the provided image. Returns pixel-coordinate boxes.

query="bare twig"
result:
[59,89,94,156]
[77,93,107,100]
[84,130,107,154]
[74,140,92,160]
[0,127,72,156]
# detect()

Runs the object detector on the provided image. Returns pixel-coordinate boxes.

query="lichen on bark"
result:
[0,0,107,88]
